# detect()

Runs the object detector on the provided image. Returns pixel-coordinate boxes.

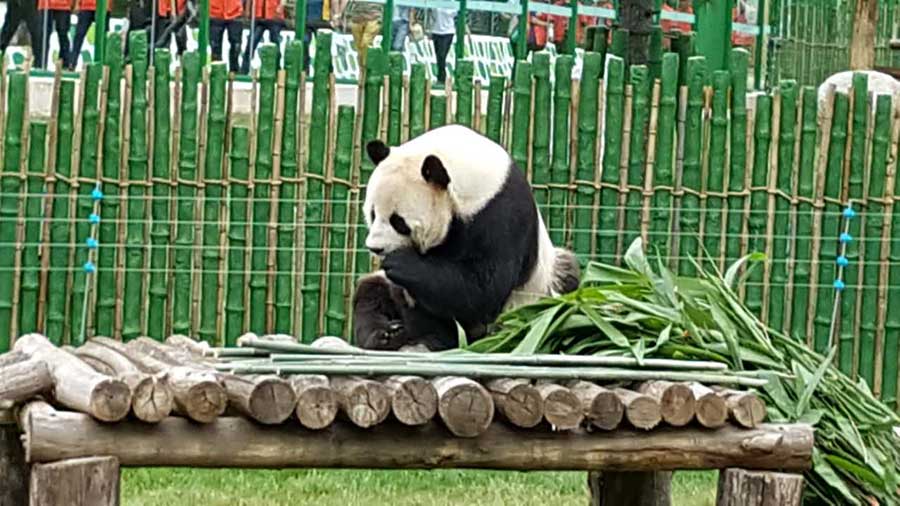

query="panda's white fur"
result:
[362,124,560,309]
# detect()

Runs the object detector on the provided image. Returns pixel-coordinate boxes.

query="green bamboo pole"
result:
[0,72,26,349]
[572,52,602,261]
[249,45,278,334]
[516,0,528,61]
[388,52,404,145]
[325,106,355,337]
[198,0,209,66]
[123,31,150,341]
[675,32,695,86]
[171,51,200,337]
[409,63,426,139]
[225,127,250,344]
[702,70,728,269]
[199,62,228,345]
[610,27,628,62]
[746,95,772,317]
[791,86,817,340]
[455,60,474,127]
[532,53,551,222]
[95,33,124,337]
[626,65,650,247]
[303,33,333,341]
[381,0,395,54]
[859,94,891,387]
[430,94,447,128]
[549,54,572,246]
[839,73,868,375]
[95,0,106,62]
[725,49,748,268]
[46,79,75,344]
[70,62,103,345]
[485,75,505,144]
[511,61,532,171]
[147,50,172,340]
[274,41,303,335]
[884,134,900,408]
[19,122,47,334]
[648,26,663,80]
[455,0,467,60]
[813,92,849,353]
[597,56,624,265]
[650,53,679,259]
[592,27,608,77]
[767,80,797,333]
[355,46,385,284]
[677,56,707,276]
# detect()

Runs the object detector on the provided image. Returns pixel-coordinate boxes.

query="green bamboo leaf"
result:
[825,454,884,490]
[582,262,645,285]
[710,301,743,370]
[623,238,652,278]
[644,324,672,355]
[510,305,562,355]
[723,252,767,289]
[456,321,468,349]
[579,303,640,361]
[795,345,837,418]
[813,449,863,506]
[798,409,825,425]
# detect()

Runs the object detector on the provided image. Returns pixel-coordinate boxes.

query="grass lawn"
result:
[122,468,718,505]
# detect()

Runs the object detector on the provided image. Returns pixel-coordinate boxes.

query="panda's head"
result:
[362,125,512,257]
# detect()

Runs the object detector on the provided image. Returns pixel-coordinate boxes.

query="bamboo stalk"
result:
[651,53,679,260]
[598,56,625,265]
[454,60,474,128]
[625,65,650,251]
[324,106,355,336]
[408,63,426,139]
[549,55,573,245]
[791,86,819,342]
[147,50,172,341]
[573,53,602,260]
[18,123,48,335]
[510,61,532,170]
[387,52,404,144]
[746,95,773,317]
[704,71,729,270]
[725,49,749,269]
[677,57,708,275]
[224,127,251,343]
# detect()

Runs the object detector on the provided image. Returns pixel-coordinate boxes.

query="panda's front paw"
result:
[373,319,406,349]
[381,248,421,289]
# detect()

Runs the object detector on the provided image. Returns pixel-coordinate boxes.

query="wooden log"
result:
[638,381,695,427]
[164,334,211,356]
[0,422,28,505]
[13,334,131,422]
[0,356,51,403]
[91,337,226,423]
[77,355,115,376]
[384,376,438,426]
[590,471,672,506]
[485,378,543,429]
[715,468,804,506]
[690,383,728,428]
[29,456,119,506]
[567,380,624,430]
[127,337,295,424]
[614,388,662,430]
[0,350,28,367]
[19,403,815,471]
[433,377,494,438]
[716,390,767,429]
[534,383,583,430]
[290,375,338,430]
[330,377,391,429]
[73,341,173,423]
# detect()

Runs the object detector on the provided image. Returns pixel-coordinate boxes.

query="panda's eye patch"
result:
[370,209,375,222]
[389,213,411,236]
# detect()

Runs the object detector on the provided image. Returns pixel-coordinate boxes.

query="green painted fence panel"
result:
[325,106,355,337]
[746,95,772,317]
[147,50,172,340]
[725,49,748,268]
[19,122,47,335]
[651,53,679,257]
[626,65,650,248]
[532,53,551,223]
[511,61,532,171]
[678,56,708,275]
[0,72,26,350]
[597,56,624,265]
[550,54,572,246]
[225,127,250,343]
[572,52,601,262]
[791,86,818,340]
[408,63,426,139]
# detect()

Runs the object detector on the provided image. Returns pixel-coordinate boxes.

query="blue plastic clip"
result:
[839,232,853,244]
[83,261,97,274]
[842,207,856,219]
[86,238,99,249]
[91,188,104,201]
[833,279,846,291]
[88,213,101,225]
[836,256,849,267]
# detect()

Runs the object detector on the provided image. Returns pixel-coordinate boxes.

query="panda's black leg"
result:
[352,273,409,350]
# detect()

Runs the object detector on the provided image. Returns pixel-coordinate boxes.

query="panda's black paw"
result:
[381,249,422,289]
[372,319,406,349]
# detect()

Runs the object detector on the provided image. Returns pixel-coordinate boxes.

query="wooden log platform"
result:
[18,402,814,471]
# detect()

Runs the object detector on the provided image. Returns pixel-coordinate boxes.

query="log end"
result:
[540,386,584,431]
[390,377,438,426]
[495,384,543,429]
[248,378,298,425]
[659,383,696,427]
[130,376,174,423]
[695,394,728,429]
[729,393,767,428]
[183,381,228,424]
[436,379,494,438]
[624,395,662,431]
[589,390,625,431]
[295,385,339,430]
[89,378,133,422]
[342,382,391,429]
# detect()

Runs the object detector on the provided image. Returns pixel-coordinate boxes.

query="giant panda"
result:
[352,124,581,351]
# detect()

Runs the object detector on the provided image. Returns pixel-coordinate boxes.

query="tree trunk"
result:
[716,469,804,506]
[619,0,655,65]
[589,471,672,506]
[0,423,28,506]
[29,457,119,506]
[850,0,877,69]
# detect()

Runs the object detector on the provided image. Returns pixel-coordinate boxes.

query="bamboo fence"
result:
[2,29,900,408]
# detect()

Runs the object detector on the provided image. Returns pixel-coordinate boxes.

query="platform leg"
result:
[28,456,120,506]
[715,468,804,506]
[588,471,672,506]
[1,423,28,506]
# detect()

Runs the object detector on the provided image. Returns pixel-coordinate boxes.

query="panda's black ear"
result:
[421,155,450,189]
[366,140,390,165]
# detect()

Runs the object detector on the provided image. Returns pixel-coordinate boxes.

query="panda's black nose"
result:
[369,247,384,255]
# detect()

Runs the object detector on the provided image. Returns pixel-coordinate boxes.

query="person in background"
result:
[391,5,412,52]
[68,0,111,68]
[731,4,753,48]
[332,0,382,69]
[155,0,189,57]
[303,0,328,71]
[0,0,44,67]
[660,0,691,34]
[549,0,567,49]
[37,0,71,68]
[209,0,243,72]
[429,7,455,85]
[526,0,549,52]
[240,0,286,74]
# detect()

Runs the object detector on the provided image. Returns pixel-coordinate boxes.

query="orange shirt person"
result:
[209,0,244,73]
[37,0,71,68]
[155,0,188,56]
[69,0,112,69]
[240,0,285,74]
